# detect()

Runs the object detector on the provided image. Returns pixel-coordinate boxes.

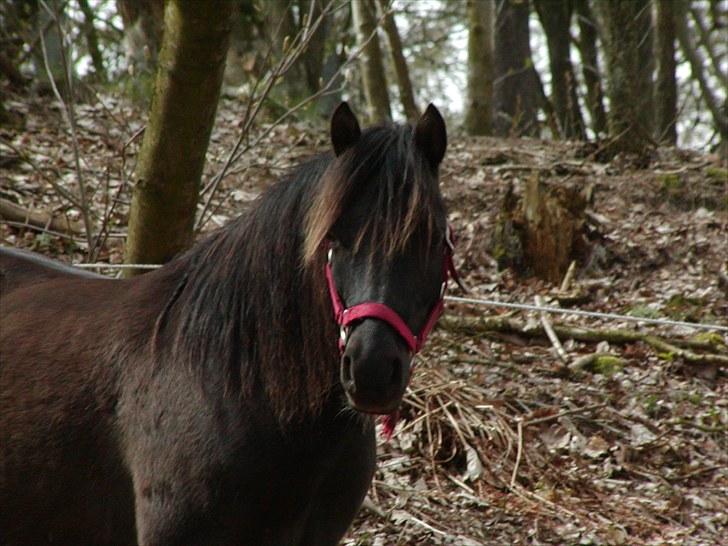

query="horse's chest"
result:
[215,421,376,543]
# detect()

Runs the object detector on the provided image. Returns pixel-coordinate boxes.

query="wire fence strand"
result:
[71,263,728,333]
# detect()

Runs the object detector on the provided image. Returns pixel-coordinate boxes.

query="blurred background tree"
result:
[3,0,725,148]
[1,0,726,269]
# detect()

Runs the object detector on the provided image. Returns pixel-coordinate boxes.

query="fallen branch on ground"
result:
[0,197,83,235]
[440,315,728,367]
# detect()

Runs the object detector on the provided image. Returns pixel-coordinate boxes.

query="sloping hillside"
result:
[1,94,726,545]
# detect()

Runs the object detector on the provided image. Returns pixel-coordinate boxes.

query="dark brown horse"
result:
[0,103,449,545]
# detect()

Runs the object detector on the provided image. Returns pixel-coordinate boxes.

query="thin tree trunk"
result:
[77,0,105,81]
[689,5,728,90]
[32,0,68,95]
[301,0,329,96]
[574,0,607,136]
[534,0,585,140]
[675,2,728,149]
[655,0,678,144]
[494,0,539,137]
[636,0,655,134]
[266,0,307,101]
[598,0,653,155]
[124,0,233,276]
[464,0,494,135]
[352,0,391,123]
[376,0,418,121]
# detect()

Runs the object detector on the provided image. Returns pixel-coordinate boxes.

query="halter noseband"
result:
[324,226,460,356]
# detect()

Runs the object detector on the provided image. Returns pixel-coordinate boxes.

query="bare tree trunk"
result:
[494,0,539,137]
[224,0,263,88]
[301,0,329,96]
[598,0,653,155]
[675,2,728,152]
[534,0,586,140]
[265,0,306,101]
[32,0,69,95]
[689,5,728,90]
[376,0,418,121]
[636,0,655,133]
[124,0,233,276]
[574,0,607,136]
[352,0,391,123]
[77,0,105,81]
[655,0,678,144]
[464,0,494,135]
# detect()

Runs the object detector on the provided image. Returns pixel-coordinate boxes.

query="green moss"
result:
[704,166,728,182]
[660,173,682,190]
[692,332,726,348]
[643,394,659,417]
[664,294,704,322]
[684,392,703,405]
[116,72,156,107]
[592,355,624,376]
[627,305,661,319]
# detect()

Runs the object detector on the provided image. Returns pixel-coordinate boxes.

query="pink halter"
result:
[324,226,461,439]
[325,226,458,356]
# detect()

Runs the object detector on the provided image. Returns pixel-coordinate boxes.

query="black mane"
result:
[158,123,444,422]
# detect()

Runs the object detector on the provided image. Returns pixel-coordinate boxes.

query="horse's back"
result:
[0,246,105,295]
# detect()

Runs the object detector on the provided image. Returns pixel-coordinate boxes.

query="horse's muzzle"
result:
[340,320,411,414]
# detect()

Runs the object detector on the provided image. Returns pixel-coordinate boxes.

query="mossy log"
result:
[440,315,728,367]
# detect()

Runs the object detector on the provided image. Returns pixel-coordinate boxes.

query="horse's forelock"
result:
[303,125,443,266]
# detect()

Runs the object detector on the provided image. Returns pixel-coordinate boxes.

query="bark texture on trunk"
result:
[494,0,539,136]
[78,0,105,81]
[352,0,391,123]
[534,0,585,140]
[599,0,654,155]
[574,0,607,136]
[655,0,678,144]
[465,0,494,135]
[377,0,418,121]
[124,0,233,276]
[675,2,728,152]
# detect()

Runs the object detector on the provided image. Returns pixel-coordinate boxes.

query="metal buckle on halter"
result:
[340,326,348,344]
[327,247,333,263]
[440,280,447,297]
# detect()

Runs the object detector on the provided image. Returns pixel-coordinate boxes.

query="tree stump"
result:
[490,173,592,283]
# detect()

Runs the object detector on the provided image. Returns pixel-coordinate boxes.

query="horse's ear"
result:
[414,104,447,170]
[331,102,361,156]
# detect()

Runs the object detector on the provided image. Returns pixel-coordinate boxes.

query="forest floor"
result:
[1,90,727,546]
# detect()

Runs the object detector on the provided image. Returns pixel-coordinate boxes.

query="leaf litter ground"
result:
[1,92,726,545]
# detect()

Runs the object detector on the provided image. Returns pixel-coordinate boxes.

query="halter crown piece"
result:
[324,225,462,439]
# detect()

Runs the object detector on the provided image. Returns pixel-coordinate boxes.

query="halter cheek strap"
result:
[324,226,460,355]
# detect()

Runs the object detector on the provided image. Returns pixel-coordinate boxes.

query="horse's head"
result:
[307,102,449,415]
